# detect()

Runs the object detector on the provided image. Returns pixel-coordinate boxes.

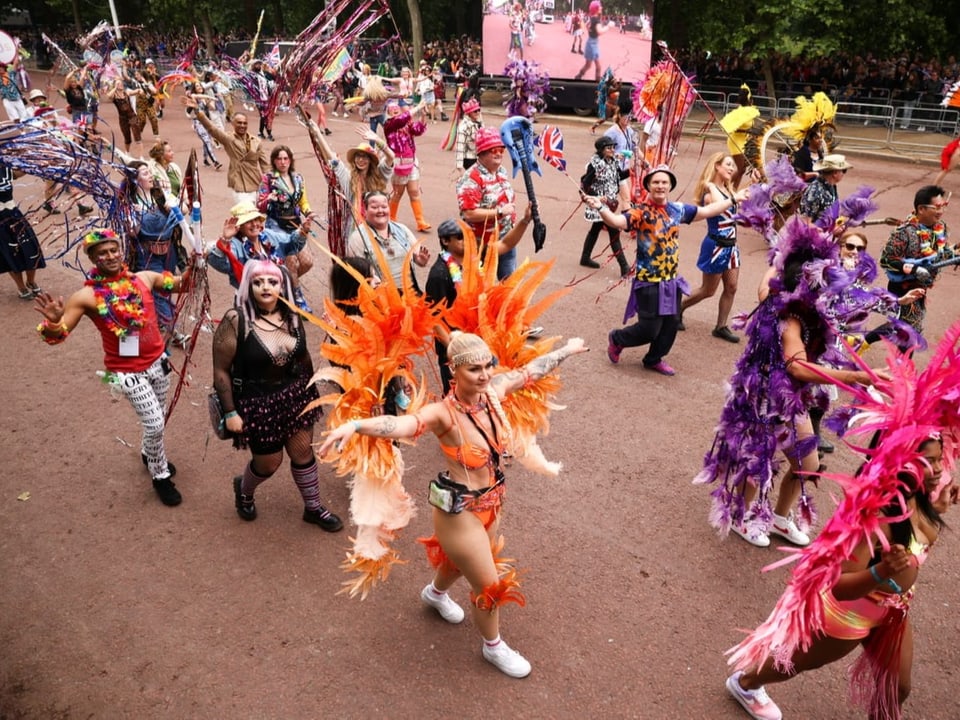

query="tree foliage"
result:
[654,0,955,61]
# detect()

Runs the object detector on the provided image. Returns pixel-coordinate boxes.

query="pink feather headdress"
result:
[727,320,960,673]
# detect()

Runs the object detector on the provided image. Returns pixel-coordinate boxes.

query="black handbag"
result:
[208,391,230,440]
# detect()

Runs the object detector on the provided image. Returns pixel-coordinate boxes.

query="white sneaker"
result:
[420,584,464,623]
[726,671,782,720]
[731,522,770,548]
[482,639,532,678]
[770,512,810,546]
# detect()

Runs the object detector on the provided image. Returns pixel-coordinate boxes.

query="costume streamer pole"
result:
[249,10,265,60]
[165,148,213,423]
[653,41,756,167]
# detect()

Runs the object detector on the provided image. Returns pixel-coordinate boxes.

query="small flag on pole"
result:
[536,125,566,172]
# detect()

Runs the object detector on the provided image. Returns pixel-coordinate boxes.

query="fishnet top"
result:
[212,308,314,413]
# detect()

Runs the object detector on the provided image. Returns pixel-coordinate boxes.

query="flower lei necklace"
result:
[440,251,463,286]
[908,214,947,258]
[85,267,145,338]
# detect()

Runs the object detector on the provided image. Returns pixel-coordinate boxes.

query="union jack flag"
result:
[264,42,281,69]
[535,124,566,172]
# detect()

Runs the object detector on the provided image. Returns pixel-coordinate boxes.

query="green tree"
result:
[654,0,954,98]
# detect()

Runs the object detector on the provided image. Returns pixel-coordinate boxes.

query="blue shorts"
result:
[584,37,600,61]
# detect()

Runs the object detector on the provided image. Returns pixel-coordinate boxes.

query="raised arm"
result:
[693,186,747,221]
[299,106,336,163]
[317,401,448,457]
[489,337,589,397]
[33,288,92,342]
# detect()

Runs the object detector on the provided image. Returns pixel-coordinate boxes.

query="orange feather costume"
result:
[305,224,571,599]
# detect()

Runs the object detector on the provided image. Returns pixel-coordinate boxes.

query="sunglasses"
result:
[920,202,949,210]
[843,243,865,252]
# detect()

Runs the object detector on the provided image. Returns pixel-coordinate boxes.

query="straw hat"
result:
[230,201,266,226]
[813,154,852,172]
[345,143,379,165]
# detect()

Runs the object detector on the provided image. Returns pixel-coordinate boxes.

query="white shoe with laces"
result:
[726,671,782,720]
[731,521,770,548]
[770,512,811,546]
[482,639,532,678]
[420,584,464,623]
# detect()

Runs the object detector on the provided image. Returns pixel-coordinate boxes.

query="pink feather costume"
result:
[726,321,960,719]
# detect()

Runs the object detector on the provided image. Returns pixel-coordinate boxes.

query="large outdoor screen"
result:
[482,1,653,82]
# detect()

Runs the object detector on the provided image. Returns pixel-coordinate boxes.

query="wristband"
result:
[869,564,903,593]
[37,319,69,345]
[224,410,238,420]
[352,420,361,433]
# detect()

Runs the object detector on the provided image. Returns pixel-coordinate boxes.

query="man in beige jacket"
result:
[184,96,268,204]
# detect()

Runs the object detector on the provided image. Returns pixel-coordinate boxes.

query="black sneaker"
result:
[233,476,257,521]
[152,477,182,506]
[303,506,343,532]
[712,326,740,343]
[78,203,94,216]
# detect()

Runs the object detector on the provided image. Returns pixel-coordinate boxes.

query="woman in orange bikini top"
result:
[319,330,589,679]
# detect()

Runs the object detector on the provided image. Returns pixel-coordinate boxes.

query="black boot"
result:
[580,227,600,268]
[233,476,257,521]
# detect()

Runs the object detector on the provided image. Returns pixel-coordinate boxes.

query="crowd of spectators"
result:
[15,25,960,130]
[674,48,960,116]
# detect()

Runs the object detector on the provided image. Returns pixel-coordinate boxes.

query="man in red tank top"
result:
[33,229,190,507]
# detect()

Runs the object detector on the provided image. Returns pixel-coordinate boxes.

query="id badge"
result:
[119,333,140,357]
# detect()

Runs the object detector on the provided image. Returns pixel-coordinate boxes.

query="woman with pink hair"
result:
[384,99,431,231]
[573,1,616,82]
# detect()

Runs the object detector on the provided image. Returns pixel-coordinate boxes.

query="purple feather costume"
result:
[694,291,825,537]
[696,169,922,538]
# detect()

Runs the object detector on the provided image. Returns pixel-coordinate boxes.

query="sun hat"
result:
[230,201,266,226]
[475,126,505,154]
[462,98,481,115]
[813,154,852,172]
[345,143,379,165]
[642,164,678,191]
[27,88,46,101]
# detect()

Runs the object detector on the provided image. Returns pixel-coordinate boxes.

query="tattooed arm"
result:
[317,401,450,457]
[489,337,589,398]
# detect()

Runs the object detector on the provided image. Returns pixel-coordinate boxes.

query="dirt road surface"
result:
[2,88,959,720]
